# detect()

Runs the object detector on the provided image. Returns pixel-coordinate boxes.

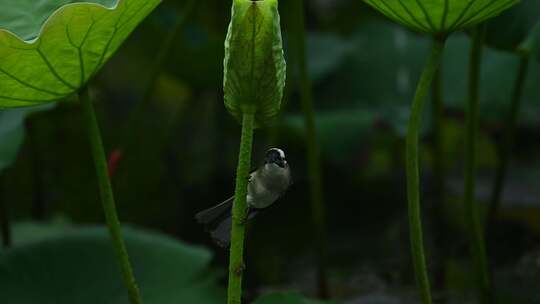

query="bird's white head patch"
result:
[265,148,286,168]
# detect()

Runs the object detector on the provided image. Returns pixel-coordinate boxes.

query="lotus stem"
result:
[406,34,446,304]
[227,109,255,304]
[79,87,142,304]
[464,25,491,304]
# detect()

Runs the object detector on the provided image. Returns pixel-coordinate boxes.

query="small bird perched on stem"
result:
[195,148,291,247]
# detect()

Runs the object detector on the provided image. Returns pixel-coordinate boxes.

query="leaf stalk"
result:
[406,34,446,304]
[79,87,142,304]
[227,110,256,304]
[465,25,491,304]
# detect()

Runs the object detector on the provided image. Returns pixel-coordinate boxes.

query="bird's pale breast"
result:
[247,164,289,209]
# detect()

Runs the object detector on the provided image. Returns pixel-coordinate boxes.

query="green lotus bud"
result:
[223,0,286,127]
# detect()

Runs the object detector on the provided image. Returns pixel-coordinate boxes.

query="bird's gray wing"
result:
[197,170,257,224]
[195,196,234,224]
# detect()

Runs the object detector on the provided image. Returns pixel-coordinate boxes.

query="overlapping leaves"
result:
[0,223,224,303]
[284,22,540,159]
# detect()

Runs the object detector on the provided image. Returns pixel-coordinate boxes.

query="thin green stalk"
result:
[79,87,142,304]
[0,176,11,249]
[406,35,446,304]
[488,56,529,227]
[227,110,255,304]
[288,0,329,297]
[465,26,491,304]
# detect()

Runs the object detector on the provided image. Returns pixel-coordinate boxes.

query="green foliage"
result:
[0,0,161,108]
[223,0,286,127]
[0,223,224,304]
[485,0,540,55]
[284,109,374,161]
[0,0,115,40]
[284,22,540,162]
[253,292,332,304]
[305,33,354,82]
[0,220,72,248]
[363,0,519,34]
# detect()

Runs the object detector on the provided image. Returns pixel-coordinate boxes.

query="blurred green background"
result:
[1,0,539,303]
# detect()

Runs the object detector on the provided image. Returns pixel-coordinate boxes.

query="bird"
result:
[195,148,291,247]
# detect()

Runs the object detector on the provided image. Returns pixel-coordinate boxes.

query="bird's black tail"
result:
[195,197,258,247]
[196,197,234,247]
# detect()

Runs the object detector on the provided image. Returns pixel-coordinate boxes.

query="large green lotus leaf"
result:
[0,220,72,249]
[223,0,286,127]
[283,22,540,161]
[363,0,519,34]
[0,104,54,172]
[485,0,540,54]
[253,292,333,304]
[0,0,161,108]
[0,224,224,304]
[1,0,115,41]
[314,21,540,124]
